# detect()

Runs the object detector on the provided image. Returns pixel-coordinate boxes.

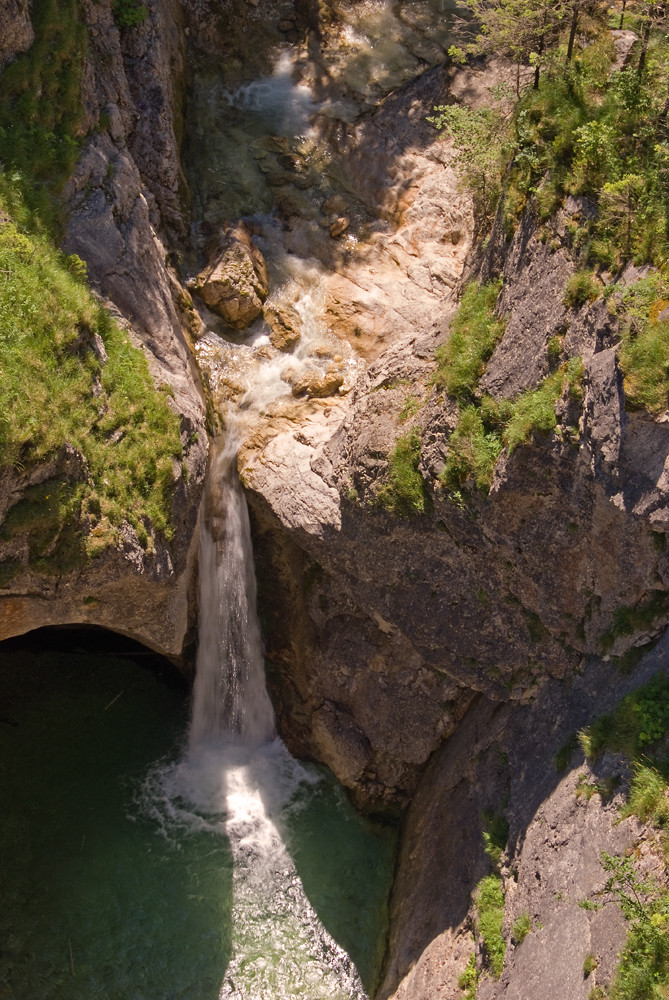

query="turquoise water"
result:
[0,635,396,1000]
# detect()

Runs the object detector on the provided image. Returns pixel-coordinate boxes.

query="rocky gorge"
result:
[1,0,669,998]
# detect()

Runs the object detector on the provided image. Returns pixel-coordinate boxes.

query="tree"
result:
[457,0,565,88]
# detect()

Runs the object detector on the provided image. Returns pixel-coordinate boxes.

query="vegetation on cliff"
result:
[577,673,669,1000]
[431,0,669,494]
[0,178,183,565]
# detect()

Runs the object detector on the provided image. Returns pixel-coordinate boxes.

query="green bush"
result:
[113,0,149,28]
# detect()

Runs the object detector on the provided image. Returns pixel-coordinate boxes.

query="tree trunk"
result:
[619,0,627,30]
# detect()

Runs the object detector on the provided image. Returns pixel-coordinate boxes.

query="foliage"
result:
[622,763,669,827]
[502,357,583,452]
[578,672,669,764]
[427,103,512,222]
[555,732,579,771]
[0,0,89,231]
[512,912,532,944]
[458,952,478,998]
[113,0,149,28]
[482,808,510,868]
[563,271,600,310]
[583,953,598,976]
[601,852,669,1000]
[441,406,503,492]
[475,874,506,978]
[0,179,183,567]
[434,281,505,403]
[436,279,583,491]
[378,430,426,516]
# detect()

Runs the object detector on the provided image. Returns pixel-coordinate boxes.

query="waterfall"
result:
[189,431,275,749]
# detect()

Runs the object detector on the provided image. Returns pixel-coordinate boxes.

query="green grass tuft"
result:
[476,874,506,979]
[512,912,532,945]
[378,430,426,517]
[434,281,504,403]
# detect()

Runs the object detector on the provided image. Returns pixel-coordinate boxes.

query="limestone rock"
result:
[193,222,269,328]
[291,367,344,398]
[264,304,301,352]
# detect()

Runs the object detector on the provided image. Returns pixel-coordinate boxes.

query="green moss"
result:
[0,180,183,561]
[434,281,505,403]
[378,430,426,517]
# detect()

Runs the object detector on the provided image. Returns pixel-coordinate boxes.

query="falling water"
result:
[189,433,275,749]
[146,382,370,996]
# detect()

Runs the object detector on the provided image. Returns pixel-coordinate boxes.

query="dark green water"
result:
[0,634,396,1000]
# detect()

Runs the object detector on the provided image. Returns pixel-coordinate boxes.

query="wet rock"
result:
[322,193,348,216]
[329,216,350,238]
[291,368,345,398]
[264,304,302,352]
[193,222,269,329]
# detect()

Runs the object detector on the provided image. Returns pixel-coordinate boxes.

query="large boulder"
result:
[193,221,269,329]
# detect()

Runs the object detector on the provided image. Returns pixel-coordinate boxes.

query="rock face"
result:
[0,0,208,665]
[192,222,270,328]
[0,0,33,67]
[245,195,669,808]
[378,637,669,1000]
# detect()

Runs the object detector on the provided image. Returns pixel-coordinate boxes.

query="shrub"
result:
[583,953,598,977]
[113,0,149,28]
